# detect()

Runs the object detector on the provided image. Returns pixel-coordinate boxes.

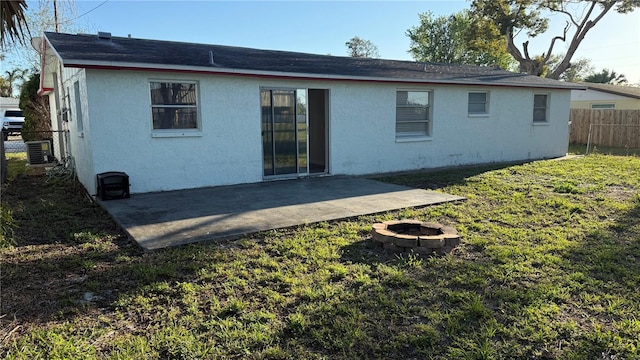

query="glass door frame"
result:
[261,87,309,179]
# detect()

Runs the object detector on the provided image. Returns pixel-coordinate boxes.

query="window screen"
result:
[533,94,548,122]
[396,90,430,138]
[150,82,198,130]
[468,92,488,114]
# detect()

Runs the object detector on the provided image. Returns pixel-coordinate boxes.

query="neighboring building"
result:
[0,97,20,113]
[34,32,580,195]
[571,83,640,109]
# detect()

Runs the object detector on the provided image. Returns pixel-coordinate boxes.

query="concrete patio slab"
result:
[99,177,465,250]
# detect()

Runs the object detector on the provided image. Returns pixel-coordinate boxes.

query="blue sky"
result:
[72,1,468,58]
[27,1,640,83]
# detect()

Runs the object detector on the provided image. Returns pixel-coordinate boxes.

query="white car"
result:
[2,108,25,140]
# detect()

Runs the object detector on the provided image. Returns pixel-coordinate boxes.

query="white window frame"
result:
[395,89,432,141]
[149,80,201,137]
[468,91,490,116]
[533,93,549,123]
[591,103,615,109]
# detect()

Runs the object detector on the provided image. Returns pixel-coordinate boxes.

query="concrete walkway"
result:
[99,177,465,250]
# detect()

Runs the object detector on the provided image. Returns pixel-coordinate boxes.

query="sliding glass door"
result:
[261,89,308,177]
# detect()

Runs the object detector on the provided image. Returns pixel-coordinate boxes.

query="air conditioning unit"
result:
[26,140,55,165]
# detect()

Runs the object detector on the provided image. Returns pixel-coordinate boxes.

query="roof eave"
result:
[60,59,582,90]
[585,86,640,100]
[37,33,63,96]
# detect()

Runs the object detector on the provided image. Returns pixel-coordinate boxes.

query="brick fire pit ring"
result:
[371,220,460,256]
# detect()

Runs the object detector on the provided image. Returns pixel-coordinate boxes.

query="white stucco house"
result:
[34,32,580,195]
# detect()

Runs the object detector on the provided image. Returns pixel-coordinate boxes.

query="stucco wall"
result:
[45,65,80,163]
[83,70,264,194]
[327,83,569,175]
[77,70,570,194]
[61,67,94,191]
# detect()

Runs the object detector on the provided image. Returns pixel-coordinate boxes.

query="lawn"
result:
[569,143,640,157]
[1,154,639,359]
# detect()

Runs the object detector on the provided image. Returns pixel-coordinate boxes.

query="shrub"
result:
[19,73,51,142]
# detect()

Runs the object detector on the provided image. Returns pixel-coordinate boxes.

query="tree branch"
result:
[543,21,570,63]
[545,3,580,27]
[505,27,525,63]
[523,40,531,60]
[549,0,617,79]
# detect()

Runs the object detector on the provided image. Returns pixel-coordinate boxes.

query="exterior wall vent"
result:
[97,32,112,40]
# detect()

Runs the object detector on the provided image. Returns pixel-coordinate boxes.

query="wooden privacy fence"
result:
[569,109,640,149]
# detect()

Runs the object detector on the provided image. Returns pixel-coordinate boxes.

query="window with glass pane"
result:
[533,94,548,122]
[468,92,488,114]
[396,90,430,138]
[591,104,615,109]
[150,82,198,130]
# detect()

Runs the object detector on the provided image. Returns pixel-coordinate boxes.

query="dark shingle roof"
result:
[45,32,580,89]
[580,82,640,99]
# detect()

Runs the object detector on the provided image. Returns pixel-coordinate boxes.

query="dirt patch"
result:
[605,185,636,202]
[1,175,139,327]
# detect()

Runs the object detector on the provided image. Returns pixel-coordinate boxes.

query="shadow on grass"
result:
[308,239,501,358]
[328,195,640,358]
[0,174,212,324]
[4,161,638,358]
[568,194,640,289]
[375,161,529,190]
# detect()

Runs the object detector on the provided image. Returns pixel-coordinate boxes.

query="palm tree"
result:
[4,68,29,97]
[584,69,628,85]
[1,0,30,48]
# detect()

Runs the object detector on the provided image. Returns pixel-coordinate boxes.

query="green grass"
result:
[4,152,28,180]
[1,153,27,247]
[1,154,640,359]
[569,143,640,156]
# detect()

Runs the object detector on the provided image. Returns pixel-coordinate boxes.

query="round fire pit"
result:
[371,220,460,256]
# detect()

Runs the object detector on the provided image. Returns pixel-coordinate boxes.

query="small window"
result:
[591,104,615,109]
[74,81,83,132]
[468,92,488,115]
[533,94,548,123]
[396,90,430,139]
[150,82,198,130]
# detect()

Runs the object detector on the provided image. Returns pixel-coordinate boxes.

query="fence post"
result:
[586,123,592,155]
[1,131,6,183]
